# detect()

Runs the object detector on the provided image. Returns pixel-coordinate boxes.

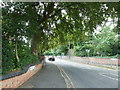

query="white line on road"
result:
[57,58,118,71]
[109,73,118,77]
[86,67,92,69]
[53,62,76,89]
[99,73,118,81]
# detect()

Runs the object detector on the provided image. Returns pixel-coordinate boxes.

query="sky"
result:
[94,17,117,35]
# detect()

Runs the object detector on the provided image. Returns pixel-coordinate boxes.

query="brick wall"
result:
[74,57,119,65]
[57,56,120,67]
[1,62,43,89]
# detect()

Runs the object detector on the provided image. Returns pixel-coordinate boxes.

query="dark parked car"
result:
[48,57,55,61]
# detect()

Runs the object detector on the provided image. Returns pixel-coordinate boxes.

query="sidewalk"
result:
[18,61,66,88]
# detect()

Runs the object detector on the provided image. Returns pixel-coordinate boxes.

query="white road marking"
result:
[53,62,76,89]
[57,58,118,71]
[109,73,118,77]
[86,67,92,69]
[99,73,118,81]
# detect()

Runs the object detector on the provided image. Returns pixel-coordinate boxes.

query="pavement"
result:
[18,57,119,88]
[18,61,66,88]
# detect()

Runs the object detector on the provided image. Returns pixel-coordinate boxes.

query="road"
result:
[19,57,119,88]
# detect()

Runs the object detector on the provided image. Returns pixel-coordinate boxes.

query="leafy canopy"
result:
[2,2,119,73]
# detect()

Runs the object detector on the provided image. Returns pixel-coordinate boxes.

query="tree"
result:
[91,26,118,56]
[2,2,119,72]
[72,25,118,57]
[2,2,119,55]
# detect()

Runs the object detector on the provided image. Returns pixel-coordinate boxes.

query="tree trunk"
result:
[30,3,55,56]
[14,42,20,68]
[31,31,41,56]
[15,42,20,62]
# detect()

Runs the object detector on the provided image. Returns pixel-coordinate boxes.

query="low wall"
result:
[74,57,119,65]
[57,56,120,68]
[1,62,43,89]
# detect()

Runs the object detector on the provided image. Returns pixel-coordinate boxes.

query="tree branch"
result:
[48,4,73,18]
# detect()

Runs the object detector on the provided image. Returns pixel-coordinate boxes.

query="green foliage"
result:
[91,26,118,56]
[2,3,38,74]
[2,41,37,74]
[44,45,68,56]
[17,47,38,68]
[73,26,119,57]
[74,42,93,56]
[49,26,119,58]
[2,2,119,73]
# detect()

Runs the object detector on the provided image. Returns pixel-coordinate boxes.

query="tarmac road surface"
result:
[19,58,118,88]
